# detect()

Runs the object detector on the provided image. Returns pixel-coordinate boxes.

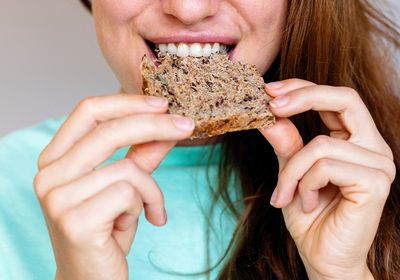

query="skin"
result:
[32,0,396,279]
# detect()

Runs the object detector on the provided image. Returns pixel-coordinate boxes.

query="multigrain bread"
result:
[140,53,275,139]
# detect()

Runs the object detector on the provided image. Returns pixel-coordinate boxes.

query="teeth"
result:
[167,43,177,55]
[189,43,202,57]
[159,44,168,53]
[177,43,190,57]
[155,42,229,57]
[211,43,220,54]
[203,43,212,57]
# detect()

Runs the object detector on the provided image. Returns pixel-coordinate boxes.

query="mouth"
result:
[145,40,236,61]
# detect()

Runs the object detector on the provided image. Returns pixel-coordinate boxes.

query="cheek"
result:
[238,0,287,73]
[256,1,287,54]
[93,0,150,47]
[247,1,287,35]
[93,0,147,23]
[92,0,149,91]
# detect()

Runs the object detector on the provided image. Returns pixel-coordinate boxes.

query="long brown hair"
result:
[214,1,400,279]
[80,0,400,279]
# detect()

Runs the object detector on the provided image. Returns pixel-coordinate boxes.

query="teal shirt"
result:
[0,117,239,279]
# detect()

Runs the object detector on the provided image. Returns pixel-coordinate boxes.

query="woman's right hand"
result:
[33,93,195,280]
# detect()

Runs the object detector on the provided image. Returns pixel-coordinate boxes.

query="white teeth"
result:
[211,43,220,54]
[189,43,203,57]
[155,42,229,57]
[176,43,190,57]
[167,43,177,55]
[203,43,212,57]
[159,43,168,53]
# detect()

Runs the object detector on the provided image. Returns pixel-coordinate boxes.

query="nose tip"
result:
[162,0,219,25]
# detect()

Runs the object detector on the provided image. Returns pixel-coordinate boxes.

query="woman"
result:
[1,0,399,279]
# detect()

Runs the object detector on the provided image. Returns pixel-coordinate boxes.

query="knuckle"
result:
[37,150,48,170]
[90,237,110,251]
[342,87,362,103]
[43,189,64,219]
[389,161,397,182]
[33,171,47,200]
[77,96,99,115]
[58,211,83,243]
[385,144,394,161]
[113,181,137,203]
[310,135,332,152]
[314,158,331,172]
[369,170,392,201]
[118,158,139,175]
[383,158,397,183]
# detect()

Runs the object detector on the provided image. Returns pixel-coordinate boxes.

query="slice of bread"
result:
[140,53,275,139]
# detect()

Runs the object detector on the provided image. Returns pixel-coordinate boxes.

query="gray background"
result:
[0,0,399,137]
[0,0,118,137]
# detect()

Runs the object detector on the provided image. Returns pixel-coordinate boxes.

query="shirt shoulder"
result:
[0,116,66,279]
[0,116,66,174]
[0,115,67,210]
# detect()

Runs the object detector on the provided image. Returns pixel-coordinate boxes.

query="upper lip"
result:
[144,32,239,45]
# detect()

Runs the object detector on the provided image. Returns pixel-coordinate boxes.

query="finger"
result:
[267,83,387,156]
[298,158,391,213]
[265,79,315,97]
[266,79,348,134]
[114,213,138,232]
[272,135,396,208]
[112,216,139,256]
[60,181,146,247]
[259,117,304,173]
[125,140,177,173]
[319,111,347,132]
[266,80,347,140]
[38,93,169,170]
[39,113,194,189]
[42,159,165,226]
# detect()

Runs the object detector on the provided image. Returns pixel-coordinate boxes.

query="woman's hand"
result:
[33,93,194,280]
[260,79,396,280]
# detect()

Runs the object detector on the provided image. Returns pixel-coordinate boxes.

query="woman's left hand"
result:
[260,79,396,280]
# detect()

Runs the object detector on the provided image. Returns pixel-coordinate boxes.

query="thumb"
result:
[125,141,176,173]
[259,118,304,173]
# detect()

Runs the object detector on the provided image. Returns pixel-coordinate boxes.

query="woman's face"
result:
[92,0,287,93]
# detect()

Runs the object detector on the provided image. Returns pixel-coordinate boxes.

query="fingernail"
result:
[266,81,284,90]
[172,115,195,131]
[270,188,278,206]
[145,96,168,107]
[269,95,289,108]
